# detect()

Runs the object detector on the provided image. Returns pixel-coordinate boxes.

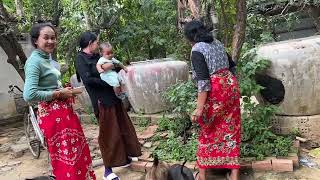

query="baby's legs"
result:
[113,86,121,95]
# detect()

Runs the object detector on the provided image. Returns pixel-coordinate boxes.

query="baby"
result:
[96,42,128,99]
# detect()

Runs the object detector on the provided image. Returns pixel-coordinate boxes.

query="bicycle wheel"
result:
[24,112,41,159]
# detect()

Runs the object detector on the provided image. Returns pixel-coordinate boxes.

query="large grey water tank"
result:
[120,58,188,114]
[256,35,320,116]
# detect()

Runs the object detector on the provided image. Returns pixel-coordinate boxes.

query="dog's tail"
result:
[153,154,159,167]
[181,160,188,175]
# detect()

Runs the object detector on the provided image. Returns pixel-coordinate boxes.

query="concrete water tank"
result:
[256,35,320,147]
[256,35,320,116]
[120,58,189,114]
[70,74,93,113]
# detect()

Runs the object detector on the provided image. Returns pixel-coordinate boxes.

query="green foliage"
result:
[157,115,171,132]
[237,48,271,97]
[89,113,98,125]
[158,116,192,137]
[154,132,198,162]
[163,80,197,117]
[238,49,293,160]
[137,117,151,128]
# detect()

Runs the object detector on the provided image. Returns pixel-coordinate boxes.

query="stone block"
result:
[137,125,158,140]
[272,159,293,172]
[143,142,152,148]
[252,160,272,171]
[0,143,11,153]
[10,143,28,158]
[7,161,21,167]
[130,161,148,172]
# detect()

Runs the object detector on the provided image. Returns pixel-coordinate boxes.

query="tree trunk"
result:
[202,0,217,33]
[84,11,93,30]
[219,0,229,46]
[307,5,320,32]
[231,0,246,62]
[0,34,27,80]
[52,0,62,27]
[14,0,24,18]
[0,0,27,81]
[177,0,186,30]
[188,0,201,19]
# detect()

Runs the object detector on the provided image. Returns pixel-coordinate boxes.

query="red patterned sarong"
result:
[37,98,96,180]
[197,69,241,169]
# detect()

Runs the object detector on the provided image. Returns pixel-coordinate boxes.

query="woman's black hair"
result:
[183,20,213,43]
[30,22,56,48]
[79,31,98,49]
[76,31,98,82]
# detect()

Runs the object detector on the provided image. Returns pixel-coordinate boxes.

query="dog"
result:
[25,175,55,180]
[167,160,194,180]
[145,155,194,180]
[145,155,170,180]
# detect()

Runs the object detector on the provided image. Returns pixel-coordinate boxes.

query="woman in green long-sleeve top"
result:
[23,22,96,180]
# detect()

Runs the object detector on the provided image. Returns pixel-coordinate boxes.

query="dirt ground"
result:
[1,122,320,180]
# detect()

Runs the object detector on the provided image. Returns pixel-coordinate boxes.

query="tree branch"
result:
[307,5,320,32]
[231,0,247,62]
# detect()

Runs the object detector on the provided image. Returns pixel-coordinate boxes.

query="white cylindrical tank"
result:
[120,58,189,114]
[256,35,320,115]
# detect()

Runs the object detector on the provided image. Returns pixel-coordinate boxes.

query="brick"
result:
[293,140,300,149]
[252,160,272,171]
[278,153,299,168]
[240,162,252,170]
[272,159,293,172]
[137,125,158,140]
[130,161,148,172]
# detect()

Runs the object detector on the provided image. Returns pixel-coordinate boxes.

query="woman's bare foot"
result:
[229,169,240,180]
[198,169,206,180]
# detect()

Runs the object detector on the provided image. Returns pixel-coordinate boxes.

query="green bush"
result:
[154,132,198,162]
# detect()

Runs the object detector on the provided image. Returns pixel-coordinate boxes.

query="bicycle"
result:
[8,85,46,159]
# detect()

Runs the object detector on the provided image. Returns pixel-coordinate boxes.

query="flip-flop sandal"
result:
[193,171,199,180]
[115,158,132,168]
[128,156,139,162]
[103,173,121,180]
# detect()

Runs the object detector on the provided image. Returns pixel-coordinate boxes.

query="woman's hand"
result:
[191,107,204,123]
[101,63,114,71]
[60,87,74,98]
[53,87,73,99]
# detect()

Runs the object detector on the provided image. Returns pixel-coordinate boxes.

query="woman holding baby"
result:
[75,32,141,180]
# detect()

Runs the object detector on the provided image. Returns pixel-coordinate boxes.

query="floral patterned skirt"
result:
[38,98,96,180]
[197,69,241,169]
